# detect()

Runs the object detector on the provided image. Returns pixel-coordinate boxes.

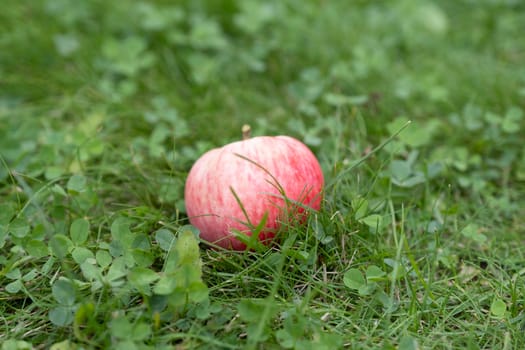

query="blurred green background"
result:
[1,0,524,189]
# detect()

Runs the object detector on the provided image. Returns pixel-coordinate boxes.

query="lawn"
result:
[1,0,524,349]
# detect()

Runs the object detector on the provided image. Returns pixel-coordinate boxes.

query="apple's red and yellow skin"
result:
[184,135,324,250]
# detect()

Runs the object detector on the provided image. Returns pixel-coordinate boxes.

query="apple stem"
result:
[242,124,251,140]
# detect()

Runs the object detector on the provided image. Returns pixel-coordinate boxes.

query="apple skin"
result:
[184,135,324,250]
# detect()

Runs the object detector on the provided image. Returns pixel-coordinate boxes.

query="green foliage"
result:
[1,0,525,349]
[344,265,397,312]
[49,279,76,326]
[275,307,343,349]
[490,297,507,318]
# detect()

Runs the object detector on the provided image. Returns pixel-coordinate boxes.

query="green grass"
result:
[1,0,525,349]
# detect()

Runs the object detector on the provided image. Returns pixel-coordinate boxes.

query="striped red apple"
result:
[184,126,324,250]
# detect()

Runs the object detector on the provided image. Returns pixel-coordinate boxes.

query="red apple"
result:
[184,127,324,250]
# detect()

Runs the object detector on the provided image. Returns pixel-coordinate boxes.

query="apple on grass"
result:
[184,125,324,250]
